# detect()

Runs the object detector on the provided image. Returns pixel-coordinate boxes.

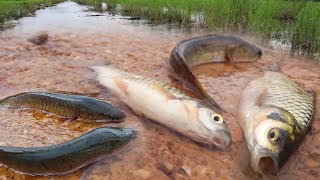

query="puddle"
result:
[0,1,320,179]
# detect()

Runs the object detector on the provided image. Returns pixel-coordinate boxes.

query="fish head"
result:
[196,107,231,149]
[230,43,262,62]
[100,127,137,144]
[249,106,297,174]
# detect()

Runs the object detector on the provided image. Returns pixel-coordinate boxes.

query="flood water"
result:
[0,1,320,179]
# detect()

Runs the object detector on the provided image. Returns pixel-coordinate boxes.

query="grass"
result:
[1,0,318,56]
[74,0,320,56]
[0,0,64,26]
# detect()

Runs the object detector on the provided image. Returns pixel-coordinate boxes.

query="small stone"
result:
[156,161,174,176]
[27,32,48,45]
[133,169,150,179]
[180,165,191,176]
[310,149,320,163]
[309,169,318,177]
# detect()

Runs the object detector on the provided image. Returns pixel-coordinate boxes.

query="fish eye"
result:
[268,128,280,143]
[210,113,223,124]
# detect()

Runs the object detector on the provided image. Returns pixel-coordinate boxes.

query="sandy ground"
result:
[0,2,319,180]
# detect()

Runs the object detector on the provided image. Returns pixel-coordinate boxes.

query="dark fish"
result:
[0,92,125,122]
[0,127,136,176]
[169,34,262,111]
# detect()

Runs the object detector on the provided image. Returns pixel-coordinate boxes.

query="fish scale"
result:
[259,72,314,133]
[105,67,190,100]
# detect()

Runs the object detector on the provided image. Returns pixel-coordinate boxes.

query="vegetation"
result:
[0,0,319,56]
[0,0,64,26]
[75,0,320,56]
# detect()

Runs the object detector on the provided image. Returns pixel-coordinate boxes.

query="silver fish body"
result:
[92,66,231,149]
[239,71,314,174]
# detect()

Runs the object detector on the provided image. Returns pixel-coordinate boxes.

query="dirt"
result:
[0,2,319,180]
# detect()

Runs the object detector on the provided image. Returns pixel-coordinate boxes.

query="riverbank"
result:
[0,0,64,29]
[75,0,320,58]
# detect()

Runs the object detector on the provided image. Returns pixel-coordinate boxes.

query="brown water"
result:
[0,1,320,179]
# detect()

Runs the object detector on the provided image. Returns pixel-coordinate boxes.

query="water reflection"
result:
[0,1,319,179]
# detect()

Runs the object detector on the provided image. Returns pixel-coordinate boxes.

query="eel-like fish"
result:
[0,92,125,122]
[239,71,314,174]
[0,127,136,175]
[92,66,231,148]
[169,34,262,111]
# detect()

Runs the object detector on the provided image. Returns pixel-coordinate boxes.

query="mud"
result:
[0,2,319,180]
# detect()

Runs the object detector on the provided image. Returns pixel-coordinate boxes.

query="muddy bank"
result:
[0,2,319,179]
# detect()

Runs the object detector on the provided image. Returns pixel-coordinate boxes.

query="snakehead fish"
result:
[0,127,136,175]
[239,71,314,174]
[0,92,125,122]
[92,66,231,148]
[169,34,262,111]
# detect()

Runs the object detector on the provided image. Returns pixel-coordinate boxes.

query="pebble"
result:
[156,161,174,176]
[180,165,191,176]
[133,169,150,179]
[27,32,48,45]
[310,149,320,163]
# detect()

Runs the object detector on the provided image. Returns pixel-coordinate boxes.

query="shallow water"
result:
[0,1,320,179]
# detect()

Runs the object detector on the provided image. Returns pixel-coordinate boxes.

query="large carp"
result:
[239,71,314,174]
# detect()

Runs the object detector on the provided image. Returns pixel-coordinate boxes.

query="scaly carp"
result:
[239,71,314,174]
[0,92,125,122]
[169,34,262,111]
[92,66,231,148]
[0,127,136,175]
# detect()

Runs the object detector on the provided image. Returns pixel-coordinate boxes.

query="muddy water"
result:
[0,1,319,179]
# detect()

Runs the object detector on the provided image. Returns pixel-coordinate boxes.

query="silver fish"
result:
[92,66,231,148]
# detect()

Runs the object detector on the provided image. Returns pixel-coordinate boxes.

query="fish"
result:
[0,92,125,122]
[0,127,136,176]
[92,65,231,149]
[239,71,314,174]
[169,34,262,111]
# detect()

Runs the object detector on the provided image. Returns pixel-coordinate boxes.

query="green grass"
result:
[1,0,318,56]
[75,0,320,56]
[0,0,64,24]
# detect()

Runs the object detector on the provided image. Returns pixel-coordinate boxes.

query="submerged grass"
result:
[75,0,320,56]
[0,0,64,27]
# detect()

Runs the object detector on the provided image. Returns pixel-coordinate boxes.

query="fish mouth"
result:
[258,156,278,174]
[212,130,231,149]
[123,128,137,139]
[252,153,279,175]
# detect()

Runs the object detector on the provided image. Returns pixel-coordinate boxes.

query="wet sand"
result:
[0,2,319,180]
